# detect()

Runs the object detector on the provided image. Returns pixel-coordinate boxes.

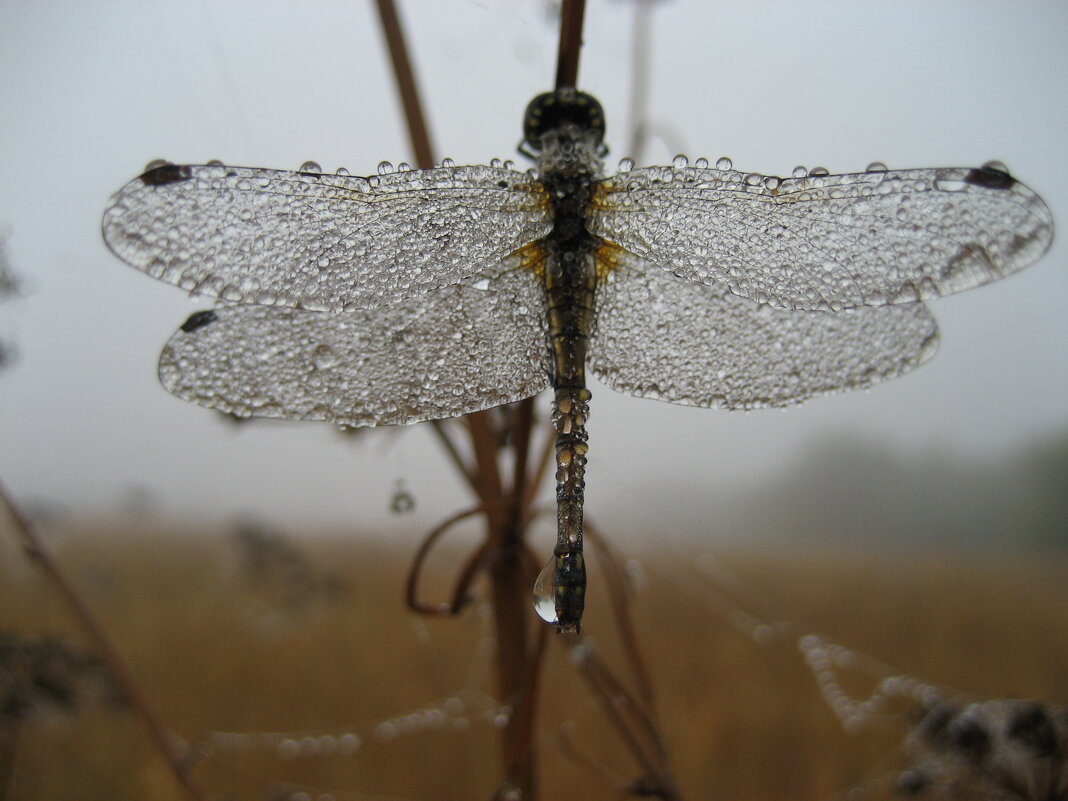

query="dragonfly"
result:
[102,89,1053,633]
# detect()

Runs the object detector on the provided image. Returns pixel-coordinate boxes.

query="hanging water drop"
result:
[532,557,558,624]
[440,157,455,168]
[865,161,888,173]
[694,157,709,169]
[377,160,394,175]
[617,157,635,172]
[716,156,732,170]
[792,165,808,178]
[389,482,416,514]
[397,162,412,172]
[335,166,350,176]
[672,154,689,170]
[810,166,829,176]
[299,160,321,173]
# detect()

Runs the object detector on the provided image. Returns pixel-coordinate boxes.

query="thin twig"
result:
[373,2,544,796]
[0,479,208,801]
[374,0,434,170]
[555,0,588,90]
[585,521,656,711]
[572,642,683,800]
[430,420,482,499]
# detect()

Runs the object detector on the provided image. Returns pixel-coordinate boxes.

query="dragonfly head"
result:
[520,89,607,159]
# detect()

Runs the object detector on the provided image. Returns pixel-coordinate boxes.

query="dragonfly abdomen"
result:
[540,171,600,633]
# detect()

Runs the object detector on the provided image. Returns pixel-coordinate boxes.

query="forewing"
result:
[591,165,1052,311]
[588,252,939,410]
[104,162,550,312]
[158,260,551,426]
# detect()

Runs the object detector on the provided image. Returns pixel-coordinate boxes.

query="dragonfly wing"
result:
[158,259,551,426]
[104,163,550,313]
[591,165,1052,311]
[587,251,939,410]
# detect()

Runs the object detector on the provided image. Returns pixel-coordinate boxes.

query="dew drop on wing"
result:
[140,163,193,187]
[716,156,732,170]
[532,557,558,624]
[180,309,217,333]
[298,160,322,174]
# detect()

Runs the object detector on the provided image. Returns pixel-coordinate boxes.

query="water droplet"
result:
[390,482,415,514]
[397,162,412,172]
[335,166,350,176]
[792,165,808,178]
[865,161,888,173]
[532,557,558,624]
[312,344,340,370]
[694,157,709,169]
[810,166,829,176]
[440,157,455,168]
[617,157,635,172]
[672,154,689,170]
[982,159,1009,174]
[144,158,172,172]
[764,176,781,190]
[716,156,732,170]
[377,160,394,175]
[744,173,762,186]
[206,159,224,166]
[299,160,321,173]
[490,157,502,168]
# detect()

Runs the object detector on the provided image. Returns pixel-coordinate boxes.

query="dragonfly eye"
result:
[522,89,606,153]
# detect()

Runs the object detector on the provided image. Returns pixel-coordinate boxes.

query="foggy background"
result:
[1,0,1065,548]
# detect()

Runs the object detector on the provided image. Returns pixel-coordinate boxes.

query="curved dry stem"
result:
[405,504,487,614]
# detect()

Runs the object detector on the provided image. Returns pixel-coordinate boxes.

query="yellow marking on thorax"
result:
[509,240,550,284]
[594,239,627,285]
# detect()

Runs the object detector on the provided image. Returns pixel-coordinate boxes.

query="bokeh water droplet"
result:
[532,557,557,624]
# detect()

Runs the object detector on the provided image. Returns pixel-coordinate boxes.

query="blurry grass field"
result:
[1,520,1065,801]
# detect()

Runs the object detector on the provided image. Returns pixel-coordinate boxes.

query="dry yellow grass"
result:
[1,520,1065,800]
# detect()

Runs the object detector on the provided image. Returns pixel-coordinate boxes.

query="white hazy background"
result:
[1,0,1065,541]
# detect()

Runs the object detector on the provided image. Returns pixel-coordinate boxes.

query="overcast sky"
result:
[1,0,1065,540]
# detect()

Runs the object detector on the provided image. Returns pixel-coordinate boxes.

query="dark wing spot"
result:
[141,163,193,187]
[964,165,1016,190]
[498,180,509,189]
[180,309,217,333]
